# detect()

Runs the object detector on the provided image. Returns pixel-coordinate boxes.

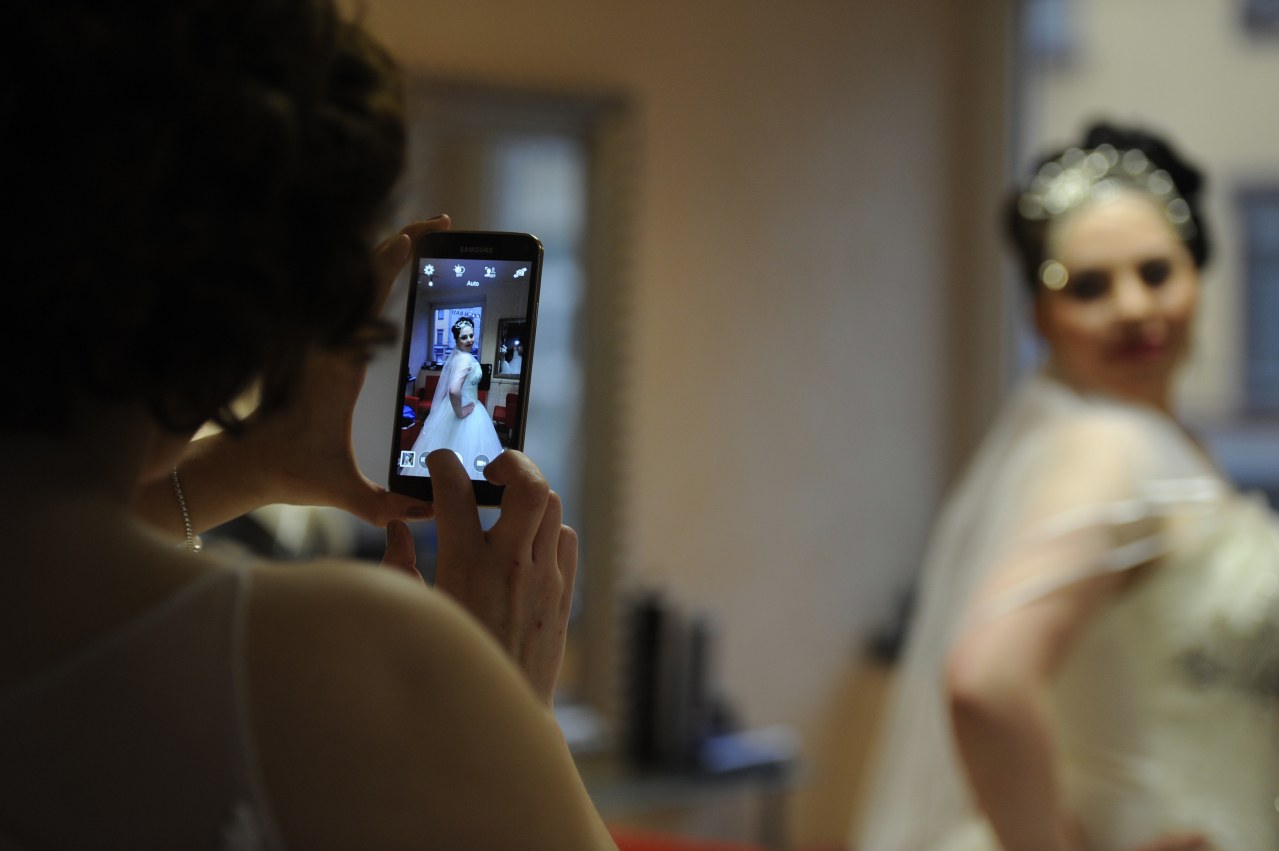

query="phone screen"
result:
[387,231,542,505]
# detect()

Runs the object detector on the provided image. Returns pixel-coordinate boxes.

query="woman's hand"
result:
[380,519,424,583]
[238,216,453,527]
[428,448,578,708]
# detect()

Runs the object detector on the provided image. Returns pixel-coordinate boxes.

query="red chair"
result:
[503,392,520,427]
[413,374,441,418]
[493,391,520,443]
[418,374,440,399]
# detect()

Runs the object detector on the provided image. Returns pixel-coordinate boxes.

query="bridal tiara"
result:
[1017,143,1198,290]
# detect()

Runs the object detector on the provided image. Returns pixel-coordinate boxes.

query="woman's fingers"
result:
[556,523,579,618]
[530,490,567,613]
[514,506,578,699]
[427,448,484,556]
[342,477,433,527]
[370,215,451,313]
[532,489,564,572]
[379,519,424,582]
[423,447,577,706]
[483,450,551,563]
[371,232,410,296]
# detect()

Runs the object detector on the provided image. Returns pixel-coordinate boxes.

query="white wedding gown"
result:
[855,373,1279,851]
[404,352,503,481]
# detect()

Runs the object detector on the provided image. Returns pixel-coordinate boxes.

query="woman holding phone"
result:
[0,2,615,848]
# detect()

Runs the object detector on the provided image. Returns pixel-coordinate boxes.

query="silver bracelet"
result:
[170,466,203,553]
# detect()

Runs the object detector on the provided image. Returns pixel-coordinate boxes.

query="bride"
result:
[407,317,504,480]
[853,122,1279,851]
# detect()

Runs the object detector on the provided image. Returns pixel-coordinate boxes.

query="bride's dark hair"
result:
[1004,120,1212,295]
[451,318,476,342]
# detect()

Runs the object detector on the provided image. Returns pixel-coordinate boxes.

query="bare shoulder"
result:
[242,559,614,851]
[1042,403,1162,462]
[1028,405,1180,505]
[244,558,468,674]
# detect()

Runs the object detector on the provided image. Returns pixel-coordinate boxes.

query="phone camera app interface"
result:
[397,255,530,482]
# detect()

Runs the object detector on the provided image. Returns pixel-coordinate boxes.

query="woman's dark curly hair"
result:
[1004,121,1212,295]
[2,0,406,434]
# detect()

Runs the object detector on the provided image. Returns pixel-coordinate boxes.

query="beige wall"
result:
[354,1,1012,846]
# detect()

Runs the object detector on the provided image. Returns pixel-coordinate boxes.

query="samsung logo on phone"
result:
[459,246,495,254]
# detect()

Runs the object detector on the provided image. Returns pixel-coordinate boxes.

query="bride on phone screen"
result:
[408,317,503,479]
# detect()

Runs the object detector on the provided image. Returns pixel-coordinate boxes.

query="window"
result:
[1241,188,1279,414]
[1018,0,1077,67]
[428,305,484,364]
[1244,0,1279,34]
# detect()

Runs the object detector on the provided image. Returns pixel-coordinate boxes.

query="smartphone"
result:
[386,230,542,506]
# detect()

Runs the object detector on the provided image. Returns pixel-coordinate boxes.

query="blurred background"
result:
[235,1,1279,847]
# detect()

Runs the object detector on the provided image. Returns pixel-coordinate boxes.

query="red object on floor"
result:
[608,825,769,851]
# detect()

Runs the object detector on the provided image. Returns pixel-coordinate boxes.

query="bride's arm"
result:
[944,415,1211,851]
[448,355,474,418]
[946,567,1124,851]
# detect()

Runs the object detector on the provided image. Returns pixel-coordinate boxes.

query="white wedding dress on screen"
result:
[405,348,503,481]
